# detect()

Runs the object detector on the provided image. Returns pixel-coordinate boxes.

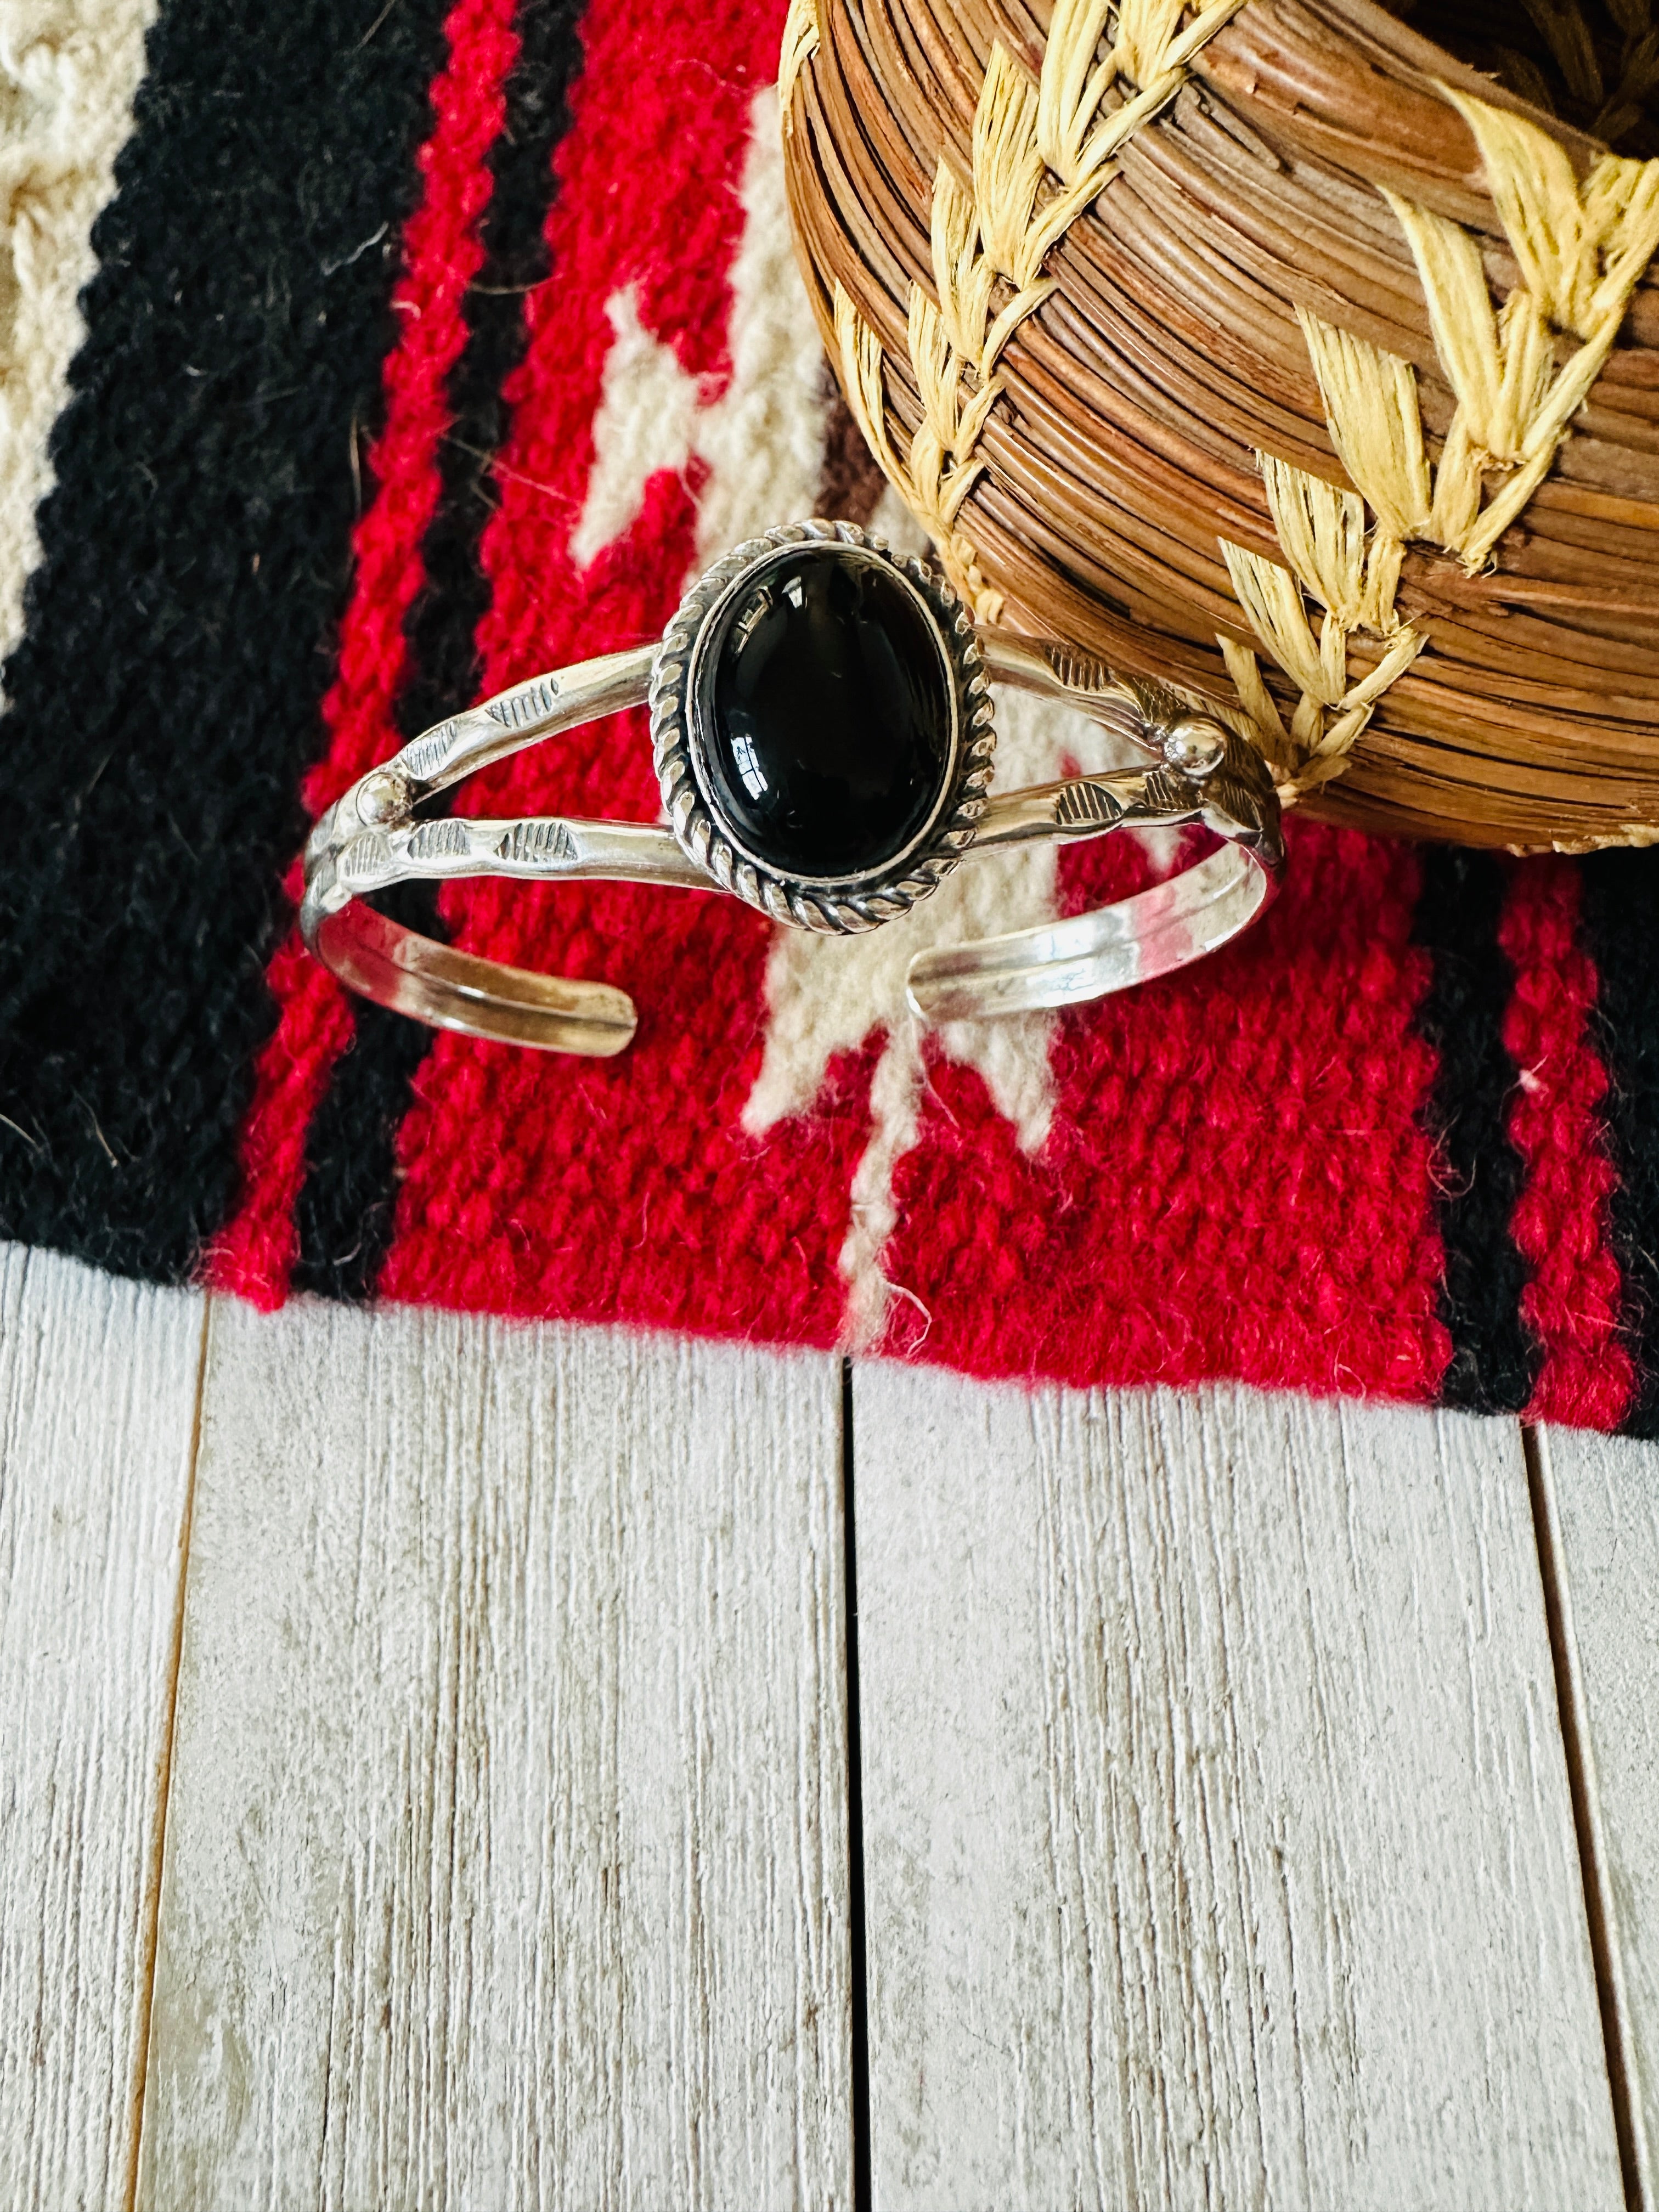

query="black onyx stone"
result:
[701,545,953,881]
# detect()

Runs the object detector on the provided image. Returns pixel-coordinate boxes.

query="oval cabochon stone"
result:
[701,545,955,882]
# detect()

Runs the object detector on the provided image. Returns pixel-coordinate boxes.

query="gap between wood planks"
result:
[114,1304,1645,2210]
[1527,1421,1648,2212]
[123,1299,209,2212]
[841,1357,873,2212]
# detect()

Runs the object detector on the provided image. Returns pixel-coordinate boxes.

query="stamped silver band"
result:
[300,522,1284,1056]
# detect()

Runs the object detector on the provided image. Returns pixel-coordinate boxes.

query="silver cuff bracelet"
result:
[301,520,1285,1056]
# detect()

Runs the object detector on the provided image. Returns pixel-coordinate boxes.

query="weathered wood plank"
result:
[137,1295,851,2209]
[1535,1421,1659,2209]
[852,1369,1623,2211]
[0,1244,205,2212]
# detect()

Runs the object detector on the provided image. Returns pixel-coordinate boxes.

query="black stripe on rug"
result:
[0,0,452,1281]
[1578,848,1659,1437]
[1410,848,1541,1414]
[291,0,588,1303]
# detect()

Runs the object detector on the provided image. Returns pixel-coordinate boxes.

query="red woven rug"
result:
[1,0,1654,1430]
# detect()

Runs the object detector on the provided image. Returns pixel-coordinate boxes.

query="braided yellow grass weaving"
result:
[807,3,1245,619]
[777,0,819,134]
[1222,89,1659,802]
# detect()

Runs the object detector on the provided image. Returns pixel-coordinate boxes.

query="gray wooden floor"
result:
[0,1238,1652,2210]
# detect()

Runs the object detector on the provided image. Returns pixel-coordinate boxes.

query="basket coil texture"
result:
[781,0,1659,850]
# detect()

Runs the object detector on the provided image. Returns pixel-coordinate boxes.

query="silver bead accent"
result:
[1161,716,1228,778]
[356,768,410,826]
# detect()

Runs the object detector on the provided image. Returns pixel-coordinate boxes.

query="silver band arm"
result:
[905,627,1284,1020]
[905,844,1273,1020]
[302,816,710,1056]
[343,642,656,814]
[300,625,1283,1055]
[300,644,674,1057]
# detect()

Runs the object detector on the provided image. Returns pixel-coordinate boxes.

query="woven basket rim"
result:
[785,0,1659,850]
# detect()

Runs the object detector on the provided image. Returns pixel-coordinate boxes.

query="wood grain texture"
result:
[1536,1421,1659,2209]
[851,1367,1624,2212]
[136,1295,852,2211]
[0,1243,205,2212]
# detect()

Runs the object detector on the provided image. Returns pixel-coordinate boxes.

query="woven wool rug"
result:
[1,0,1656,1432]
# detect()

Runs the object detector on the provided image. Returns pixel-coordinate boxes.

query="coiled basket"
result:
[780,0,1659,849]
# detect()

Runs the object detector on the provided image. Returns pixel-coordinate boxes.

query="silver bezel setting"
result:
[648,520,995,934]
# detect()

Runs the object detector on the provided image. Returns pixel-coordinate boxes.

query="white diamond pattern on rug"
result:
[743,612,1171,1349]
[572,84,827,572]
